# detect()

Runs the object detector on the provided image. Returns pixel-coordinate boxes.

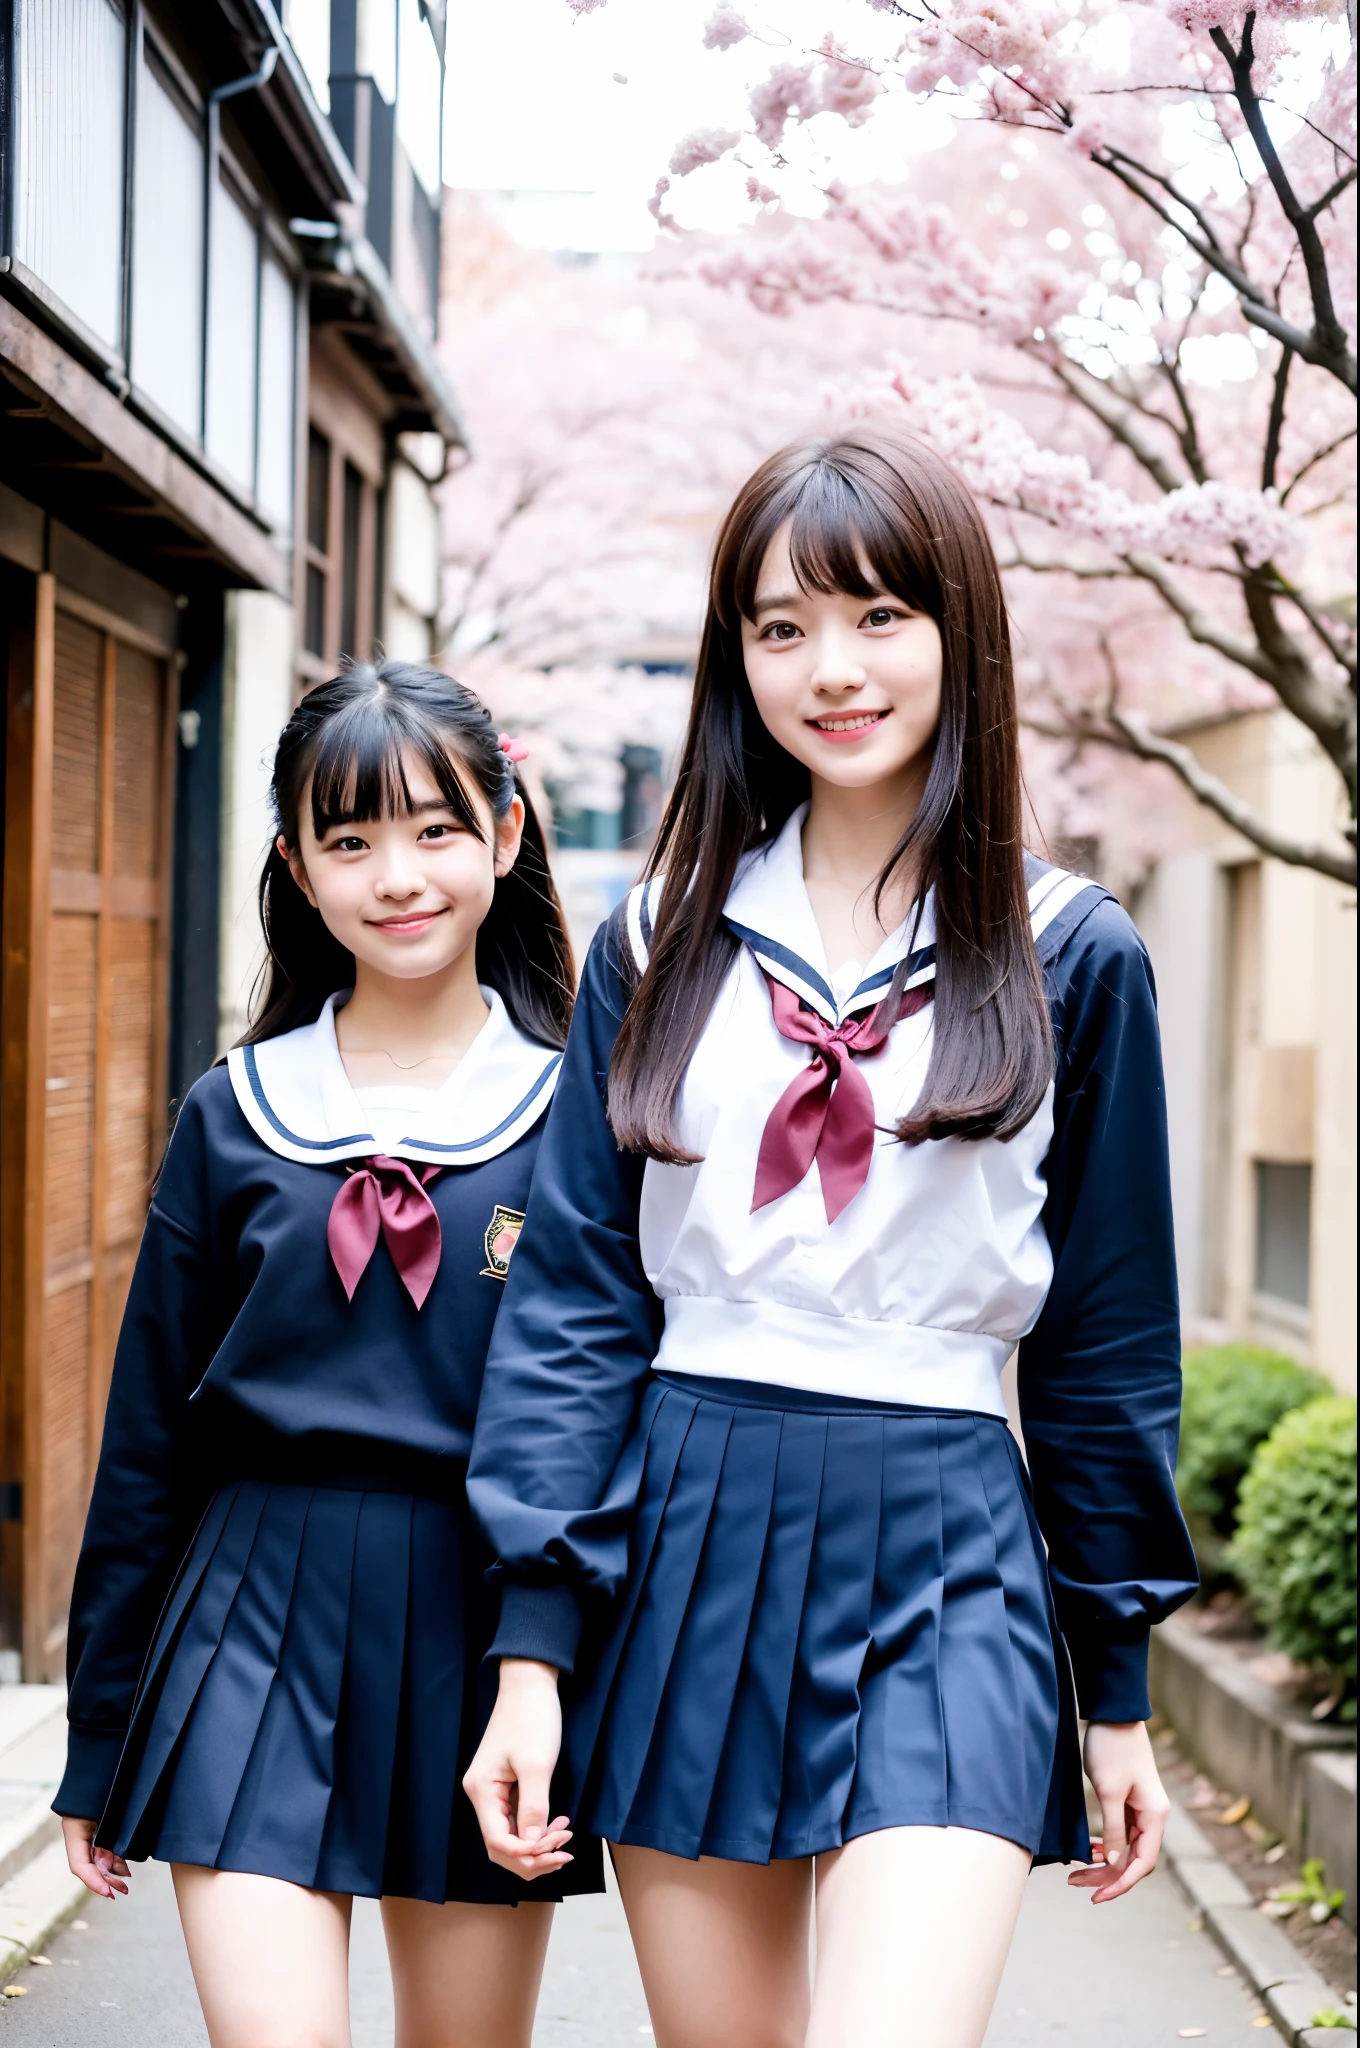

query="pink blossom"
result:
[746,175,780,205]
[669,127,742,178]
[702,4,751,51]
[843,360,1301,568]
[812,37,884,127]
[562,0,608,13]
[749,61,818,149]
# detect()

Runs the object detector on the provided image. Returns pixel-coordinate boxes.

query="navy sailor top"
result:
[467,841,1198,1725]
[57,990,561,1820]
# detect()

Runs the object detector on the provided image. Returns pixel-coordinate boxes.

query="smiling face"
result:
[283,747,524,985]
[739,519,944,795]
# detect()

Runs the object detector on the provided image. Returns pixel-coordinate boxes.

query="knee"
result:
[228,2030,346,2048]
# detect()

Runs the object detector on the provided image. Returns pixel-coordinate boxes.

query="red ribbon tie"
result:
[327,1155,443,1309]
[751,973,931,1224]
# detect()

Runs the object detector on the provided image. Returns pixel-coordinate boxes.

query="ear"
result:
[492,796,526,879]
[278,833,319,909]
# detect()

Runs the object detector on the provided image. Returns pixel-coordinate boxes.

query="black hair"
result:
[609,425,1051,1157]
[241,661,574,1050]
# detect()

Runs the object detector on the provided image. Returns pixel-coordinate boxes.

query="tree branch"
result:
[1110,706,1356,881]
[1240,562,1359,802]
[1262,344,1294,493]
[1280,427,1357,502]
[1210,16,1357,388]
[998,550,1136,578]
[1045,352,1189,493]
[1022,708,1357,883]
[1090,146,1356,385]
[1260,571,1357,681]
[1122,550,1281,681]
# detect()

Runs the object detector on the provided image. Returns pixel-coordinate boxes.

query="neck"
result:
[336,947,490,1065]
[801,759,929,919]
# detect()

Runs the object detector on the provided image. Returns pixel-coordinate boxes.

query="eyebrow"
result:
[752,586,893,617]
[323,798,458,829]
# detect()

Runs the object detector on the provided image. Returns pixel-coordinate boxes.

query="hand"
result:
[62,1815,130,1900]
[462,1658,576,1881]
[1069,1720,1169,1904]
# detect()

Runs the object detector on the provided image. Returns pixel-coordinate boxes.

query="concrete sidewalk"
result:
[0,1846,1278,2043]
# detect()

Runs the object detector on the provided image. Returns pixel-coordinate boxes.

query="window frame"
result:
[1,1,301,537]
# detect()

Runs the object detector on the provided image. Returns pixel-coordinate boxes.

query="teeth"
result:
[815,713,884,731]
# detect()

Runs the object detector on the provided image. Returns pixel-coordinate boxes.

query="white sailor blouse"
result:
[467,812,1198,1725]
[60,991,561,1819]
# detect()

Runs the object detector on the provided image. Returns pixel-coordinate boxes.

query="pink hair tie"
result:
[498,732,530,764]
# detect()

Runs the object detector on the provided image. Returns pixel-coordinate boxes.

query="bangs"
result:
[727,450,937,624]
[307,693,486,842]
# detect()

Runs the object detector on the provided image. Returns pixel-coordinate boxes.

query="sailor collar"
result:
[227,988,562,1169]
[626,808,1102,1028]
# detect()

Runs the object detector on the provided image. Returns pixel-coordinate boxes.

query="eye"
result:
[418,821,460,841]
[331,834,367,853]
[862,606,904,628]
[760,620,803,642]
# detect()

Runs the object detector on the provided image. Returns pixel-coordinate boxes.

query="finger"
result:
[513,1761,555,1846]
[1090,1834,1160,1902]
[1092,1806,1166,1903]
[67,1841,115,1900]
[1097,1794,1129,1877]
[475,1801,573,1863]
[503,1851,574,1881]
[92,1851,130,1896]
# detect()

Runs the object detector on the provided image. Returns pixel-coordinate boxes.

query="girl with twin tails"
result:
[463,427,1199,2048]
[56,665,603,2048]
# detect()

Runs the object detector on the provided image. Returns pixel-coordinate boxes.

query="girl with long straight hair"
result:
[463,430,1198,2047]
[56,663,601,2048]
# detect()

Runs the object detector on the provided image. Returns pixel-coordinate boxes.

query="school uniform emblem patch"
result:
[481,1206,525,1281]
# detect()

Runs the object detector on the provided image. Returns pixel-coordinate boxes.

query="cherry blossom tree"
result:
[568,0,1358,883]
[435,193,909,809]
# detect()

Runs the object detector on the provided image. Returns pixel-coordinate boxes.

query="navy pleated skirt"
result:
[568,1374,1090,1868]
[96,1446,604,1905]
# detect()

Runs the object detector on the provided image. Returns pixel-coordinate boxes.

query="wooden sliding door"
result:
[2,573,177,1677]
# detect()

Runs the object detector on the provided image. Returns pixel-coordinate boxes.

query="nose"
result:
[373,845,426,901]
[809,621,868,692]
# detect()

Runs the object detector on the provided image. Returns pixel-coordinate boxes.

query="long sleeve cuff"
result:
[488,1580,583,1676]
[1067,1629,1152,1723]
[53,1725,129,1822]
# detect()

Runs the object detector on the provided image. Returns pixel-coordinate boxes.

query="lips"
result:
[368,908,447,933]
[806,710,890,744]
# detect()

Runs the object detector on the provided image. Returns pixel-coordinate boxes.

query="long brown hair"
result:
[243,662,574,1051]
[608,424,1051,1160]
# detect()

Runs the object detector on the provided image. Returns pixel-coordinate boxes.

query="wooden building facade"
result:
[0,0,460,1678]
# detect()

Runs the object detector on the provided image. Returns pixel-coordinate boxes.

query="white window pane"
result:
[206,179,259,490]
[397,0,441,198]
[256,257,296,532]
[131,55,204,438]
[359,0,397,102]
[13,0,127,349]
[282,0,330,112]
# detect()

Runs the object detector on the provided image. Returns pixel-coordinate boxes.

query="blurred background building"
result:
[0,0,460,1679]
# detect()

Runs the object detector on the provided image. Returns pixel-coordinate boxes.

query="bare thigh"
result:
[611,1841,813,2048]
[172,1865,353,2048]
[809,1826,1031,2048]
[380,1896,555,2048]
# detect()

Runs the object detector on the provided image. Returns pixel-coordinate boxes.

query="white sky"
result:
[443,0,954,250]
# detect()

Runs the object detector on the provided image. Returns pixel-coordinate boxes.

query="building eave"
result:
[310,236,468,452]
[215,0,365,213]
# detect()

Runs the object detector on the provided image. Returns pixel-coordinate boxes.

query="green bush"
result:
[1227,1396,1357,1714]
[1177,1345,1329,1535]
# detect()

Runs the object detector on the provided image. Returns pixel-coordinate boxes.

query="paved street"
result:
[1,1837,1275,2044]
